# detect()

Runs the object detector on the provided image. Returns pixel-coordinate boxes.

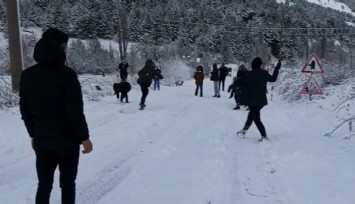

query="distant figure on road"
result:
[210,63,220,98]
[219,63,229,91]
[194,65,204,97]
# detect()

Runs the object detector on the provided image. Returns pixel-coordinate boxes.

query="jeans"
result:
[35,146,80,204]
[213,81,220,96]
[195,84,203,97]
[153,79,160,90]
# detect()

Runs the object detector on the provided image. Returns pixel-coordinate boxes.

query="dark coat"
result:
[210,68,219,81]
[153,69,163,80]
[113,81,131,93]
[194,71,204,85]
[19,38,89,151]
[137,61,155,87]
[219,66,229,80]
[119,63,128,80]
[234,69,249,105]
[237,62,280,107]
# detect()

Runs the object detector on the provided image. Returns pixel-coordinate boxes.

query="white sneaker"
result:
[237,130,246,138]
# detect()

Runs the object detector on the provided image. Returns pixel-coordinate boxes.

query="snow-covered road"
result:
[1,76,355,204]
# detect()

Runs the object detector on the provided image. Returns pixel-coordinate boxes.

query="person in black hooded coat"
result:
[118,62,129,82]
[137,60,156,109]
[19,28,93,204]
[236,57,281,141]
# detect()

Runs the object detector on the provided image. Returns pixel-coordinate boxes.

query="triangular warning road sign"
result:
[301,53,324,73]
[300,76,323,95]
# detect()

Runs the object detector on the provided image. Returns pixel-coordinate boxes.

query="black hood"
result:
[33,38,66,66]
[251,57,262,69]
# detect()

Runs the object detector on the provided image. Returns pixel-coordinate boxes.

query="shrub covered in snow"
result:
[0,75,18,109]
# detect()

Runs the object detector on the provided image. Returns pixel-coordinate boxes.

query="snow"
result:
[346,21,355,27]
[277,0,355,17]
[1,74,355,204]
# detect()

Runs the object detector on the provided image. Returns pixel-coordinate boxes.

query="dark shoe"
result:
[233,105,240,110]
[213,95,217,97]
[216,95,221,98]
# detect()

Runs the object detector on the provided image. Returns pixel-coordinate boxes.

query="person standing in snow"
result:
[210,63,220,98]
[219,63,229,91]
[153,66,163,91]
[228,64,248,110]
[118,62,129,82]
[19,28,93,204]
[236,57,281,142]
[194,65,204,97]
[137,60,156,109]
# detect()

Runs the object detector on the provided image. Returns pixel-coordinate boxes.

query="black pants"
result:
[195,84,203,97]
[219,78,226,91]
[243,106,266,137]
[116,92,128,103]
[139,84,149,105]
[35,146,80,204]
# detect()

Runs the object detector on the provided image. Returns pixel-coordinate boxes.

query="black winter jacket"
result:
[237,62,281,107]
[219,66,229,80]
[210,68,219,81]
[19,38,89,151]
[137,65,155,87]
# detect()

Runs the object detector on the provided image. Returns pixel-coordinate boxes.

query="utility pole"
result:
[5,0,23,91]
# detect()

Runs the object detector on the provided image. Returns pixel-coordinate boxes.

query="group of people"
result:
[18,28,281,204]
[193,58,281,142]
[193,63,229,98]
[113,60,163,108]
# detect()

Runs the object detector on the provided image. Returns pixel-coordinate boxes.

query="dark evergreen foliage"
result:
[2,0,355,66]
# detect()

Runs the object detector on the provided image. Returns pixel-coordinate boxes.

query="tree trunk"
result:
[5,0,23,92]
[117,7,128,61]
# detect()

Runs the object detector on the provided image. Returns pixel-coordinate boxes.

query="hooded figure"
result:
[118,62,129,82]
[19,28,93,204]
[193,65,204,97]
[236,57,281,142]
[218,63,229,91]
[137,60,156,109]
[210,63,220,97]
[228,64,248,110]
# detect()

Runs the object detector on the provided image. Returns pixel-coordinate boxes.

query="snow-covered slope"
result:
[277,0,355,16]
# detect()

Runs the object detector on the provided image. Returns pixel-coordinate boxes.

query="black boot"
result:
[233,105,240,110]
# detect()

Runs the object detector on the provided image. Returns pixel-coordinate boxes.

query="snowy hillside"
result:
[277,0,355,16]
[1,74,355,204]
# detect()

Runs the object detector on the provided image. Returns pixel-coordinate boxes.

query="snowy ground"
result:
[1,75,355,204]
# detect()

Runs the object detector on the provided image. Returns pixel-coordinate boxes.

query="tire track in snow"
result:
[76,95,198,203]
[76,154,135,204]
